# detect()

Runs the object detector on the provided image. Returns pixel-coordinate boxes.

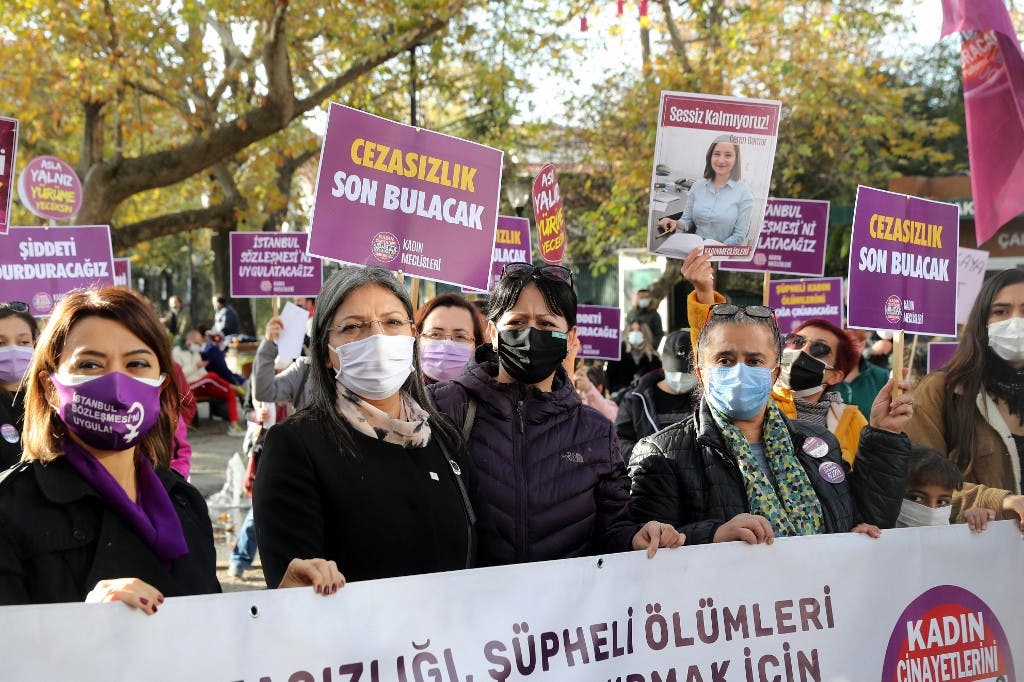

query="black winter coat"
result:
[615,371,697,460]
[628,400,908,544]
[429,346,638,566]
[0,458,220,605]
[0,390,25,470]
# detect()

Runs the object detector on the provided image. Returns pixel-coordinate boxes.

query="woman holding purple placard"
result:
[906,268,1024,530]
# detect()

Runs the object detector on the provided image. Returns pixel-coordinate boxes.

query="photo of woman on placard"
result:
[657,135,753,246]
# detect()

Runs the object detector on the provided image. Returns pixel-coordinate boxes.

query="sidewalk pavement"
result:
[187,419,268,593]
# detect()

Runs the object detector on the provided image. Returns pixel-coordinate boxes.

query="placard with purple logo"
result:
[769,277,844,333]
[17,155,83,221]
[112,257,131,289]
[230,232,323,298]
[926,341,959,374]
[720,198,830,276]
[847,186,959,336]
[465,215,531,293]
[0,117,18,235]
[0,225,115,316]
[308,103,503,291]
[576,305,622,361]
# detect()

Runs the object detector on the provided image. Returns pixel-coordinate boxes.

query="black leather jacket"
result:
[628,400,909,544]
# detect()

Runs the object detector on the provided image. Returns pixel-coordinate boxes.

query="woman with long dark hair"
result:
[907,268,1024,523]
[254,266,477,587]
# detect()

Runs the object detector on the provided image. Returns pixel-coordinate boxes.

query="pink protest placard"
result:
[112,257,132,290]
[230,232,323,298]
[532,163,566,264]
[307,104,502,291]
[17,155,83,221]
[719,198,830,277]
[0,225,115,316]
[768,277,845,334]
[0,117,18,235]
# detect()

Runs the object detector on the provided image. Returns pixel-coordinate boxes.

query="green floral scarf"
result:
[708,400,824,537]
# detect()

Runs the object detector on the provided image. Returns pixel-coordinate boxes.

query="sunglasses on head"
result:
[700,303,778,337]
[0,301,30,313]
[501,262,574,287]
[785,333,833,360]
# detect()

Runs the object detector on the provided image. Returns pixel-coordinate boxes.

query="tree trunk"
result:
[212,223,255,337]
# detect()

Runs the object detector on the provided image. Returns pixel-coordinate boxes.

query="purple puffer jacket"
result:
[429,346,638,566]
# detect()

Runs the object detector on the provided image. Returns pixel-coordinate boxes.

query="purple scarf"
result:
[63,439,189,568]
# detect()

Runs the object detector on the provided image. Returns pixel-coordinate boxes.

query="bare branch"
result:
[658,0,693,72]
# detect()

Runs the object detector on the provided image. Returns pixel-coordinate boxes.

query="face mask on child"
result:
[895,499,951,528]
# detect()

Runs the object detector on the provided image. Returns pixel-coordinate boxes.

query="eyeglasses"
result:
[501,262,574,287]
[0,302,29,313]
[328,318,416,343]
[784,333,833,360]
[422,329,475,345]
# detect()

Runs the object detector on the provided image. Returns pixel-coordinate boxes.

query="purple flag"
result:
[941,0,1024,246]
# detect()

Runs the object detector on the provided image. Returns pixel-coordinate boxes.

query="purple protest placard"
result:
[847,186,959,337]
[927,341,959,374]
[0,225,115,316]
[720,198,830,276]
[465,215,531,293]
[769,277,844,334]
[17,155,83,221]
[0,117,18,235]
[112,257,132,289]
[576,305,622,361]
[230,232,323,298]
[308,104,503,291]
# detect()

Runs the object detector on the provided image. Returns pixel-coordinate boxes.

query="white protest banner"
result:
[956,247,989,325]
[2,522,1021,681]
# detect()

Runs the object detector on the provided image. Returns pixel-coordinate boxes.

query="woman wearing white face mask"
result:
[254,266,478,588]
[907,268,1024,527]
[605,321,662,397]
[0,301,38,469]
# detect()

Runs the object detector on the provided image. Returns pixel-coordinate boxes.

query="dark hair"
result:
[214,295,227,306]
[292,265,463,457]
[944,268,1024,471]
[703,135,742,182]
[793,318,860,379]
[907,444,963,492]
[22,288,178,467]
[584,364,607,392]
[488,270,578,329]
[697,308,782,366]
[415,293,485,345]
[0,306,40,343]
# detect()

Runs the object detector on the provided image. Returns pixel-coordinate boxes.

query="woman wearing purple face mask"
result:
[414,293,484,383]
[0,302,38,469]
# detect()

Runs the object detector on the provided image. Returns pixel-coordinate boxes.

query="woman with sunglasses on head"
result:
[0,302,38,469]
[0,288,221,610]
[254,266,476,589]
[415,293,485,384]
[629,303,913,546]
[905,268,1024,527]
[429,262,682,566]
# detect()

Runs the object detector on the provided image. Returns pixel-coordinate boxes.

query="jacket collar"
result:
[33,453,185,506]
[456,345,580,422]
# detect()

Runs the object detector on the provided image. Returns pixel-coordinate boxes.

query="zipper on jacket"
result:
[513,396,528,563]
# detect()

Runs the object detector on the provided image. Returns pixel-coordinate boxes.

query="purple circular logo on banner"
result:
[754,253,767,266]
[17,155,83,221]
[884,294,903,325]
[881,584,1014,681]
[370,232,399,263]
[31,292,53,314]
[259,280,273,293]
[818,460,845,484]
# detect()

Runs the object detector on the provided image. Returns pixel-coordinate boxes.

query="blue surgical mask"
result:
[703,364,773,419]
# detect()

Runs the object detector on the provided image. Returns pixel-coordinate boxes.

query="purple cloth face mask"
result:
[0,345,33,384]
[419,338,474,382]
[51,372,164,451]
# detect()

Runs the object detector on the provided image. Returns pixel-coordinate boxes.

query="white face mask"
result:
[895,499,951,528]
[637,298,651,309]
[988,316,1024,362]
[334,334,415,401]
[664,371,698,394]
[627,331,645,347]
[188,343,203,353]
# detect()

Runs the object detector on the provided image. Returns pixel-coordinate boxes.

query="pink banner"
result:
[941,0,1024,246]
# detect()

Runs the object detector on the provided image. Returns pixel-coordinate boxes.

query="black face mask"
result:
[496,327,568,385]
[779,349,828,391]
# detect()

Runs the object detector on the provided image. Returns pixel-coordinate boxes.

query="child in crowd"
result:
[898,445,996,532]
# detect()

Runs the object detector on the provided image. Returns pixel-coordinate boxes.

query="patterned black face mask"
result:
[496,327,568,386]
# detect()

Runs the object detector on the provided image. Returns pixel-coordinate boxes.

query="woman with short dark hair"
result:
[0,301,39,468]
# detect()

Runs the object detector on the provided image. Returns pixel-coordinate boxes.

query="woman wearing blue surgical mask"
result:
[0,302,38,468]
[907,268,1024,528]
[0,288,225,610]
[629,303,914,545]
[429,262,682,566]
[254,266,477,587]
[414,293,484,383]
